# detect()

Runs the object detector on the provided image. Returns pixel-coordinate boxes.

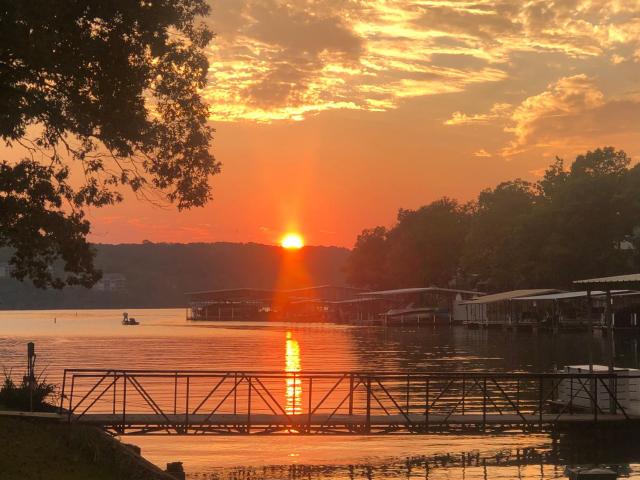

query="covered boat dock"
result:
[462,289,560,329]
[574,274,640,330]
[357,287,484,325]
[185,285,367,321]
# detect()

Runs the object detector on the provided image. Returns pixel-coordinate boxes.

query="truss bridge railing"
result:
[59,369,639,434]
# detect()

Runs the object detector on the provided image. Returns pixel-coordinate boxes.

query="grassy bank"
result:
[0,415,174,480]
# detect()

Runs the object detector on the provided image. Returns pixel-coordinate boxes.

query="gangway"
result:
[60,369,640,435]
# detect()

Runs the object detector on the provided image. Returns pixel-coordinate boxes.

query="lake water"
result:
[2,308,640,479]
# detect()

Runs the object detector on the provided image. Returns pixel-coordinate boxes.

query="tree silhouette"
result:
[348,148,640,292]
[0,0,219,287]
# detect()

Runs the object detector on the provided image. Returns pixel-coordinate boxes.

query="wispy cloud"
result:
[445,103,512,125]
[473,149,493,157]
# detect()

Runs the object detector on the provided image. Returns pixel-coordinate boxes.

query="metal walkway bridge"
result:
[60,369,640,435]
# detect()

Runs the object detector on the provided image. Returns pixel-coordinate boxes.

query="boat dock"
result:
[60,369,640,435]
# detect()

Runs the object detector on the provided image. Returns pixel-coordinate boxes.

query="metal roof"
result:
[329,297,383,305]
[574,273,640,285]
[463,289,560,305]
[511,290,631,301]
[185,287,275,296]
[384,307,438,317]
[186,285,364,296]
[285,285,368,293]
[359,287,484,297]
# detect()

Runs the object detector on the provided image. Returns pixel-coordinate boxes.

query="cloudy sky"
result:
[90,0,640,247]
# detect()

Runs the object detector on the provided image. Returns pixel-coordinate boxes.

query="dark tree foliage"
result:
[346,227,389,289]
[526,148,635,286]
[386,198,470,287]
[462,179,537,290]
[346,198,470,289]
[0,0,219,287]
[348,147,640,292]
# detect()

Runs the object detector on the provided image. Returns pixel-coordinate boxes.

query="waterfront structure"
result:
[186,285,484,323]
[324,297,390,323]
[464,284,640,331]
[574,274,640,330]
[185,285,366,321]
[355,287,484,325]
[463,289,560,328]
[511,290,639,331]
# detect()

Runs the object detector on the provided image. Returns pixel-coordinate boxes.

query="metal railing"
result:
[59,369,639,434]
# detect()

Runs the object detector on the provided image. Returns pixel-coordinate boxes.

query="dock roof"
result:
[463,289,560,305]
[185,288,276,302]
[511,290,631,301]
[186,285,367,302]
[359,287,484,297]
[574,273,640,288]
[385,306,438,317]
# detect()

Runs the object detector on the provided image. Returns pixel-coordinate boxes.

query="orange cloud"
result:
[503,74,640,155]
[204,0,640,123]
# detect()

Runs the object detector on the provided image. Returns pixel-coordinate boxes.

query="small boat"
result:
[122,312,140,326]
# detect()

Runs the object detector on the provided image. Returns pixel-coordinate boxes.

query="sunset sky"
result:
[29,1,640,247]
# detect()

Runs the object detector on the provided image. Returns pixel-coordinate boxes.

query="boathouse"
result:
[356,287,484,325]
[185,285,367,321]
[464,283,640,330]
[574,274,640,329]
[509,290,638,331]
[462,289,560,328]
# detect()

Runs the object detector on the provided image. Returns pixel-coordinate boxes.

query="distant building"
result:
[0,262,10,279]
[619,240,635,250]
[94,273,126,292]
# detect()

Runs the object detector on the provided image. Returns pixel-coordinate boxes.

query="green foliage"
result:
[348,147,640,291]
[0,0,219,288]
[0,371,56,411]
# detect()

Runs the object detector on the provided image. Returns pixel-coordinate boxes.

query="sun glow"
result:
[280,233,304,249]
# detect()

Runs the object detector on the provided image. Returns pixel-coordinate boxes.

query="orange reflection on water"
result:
[285,331,302,415]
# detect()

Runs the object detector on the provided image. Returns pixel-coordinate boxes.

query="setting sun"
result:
[280,233,304,249]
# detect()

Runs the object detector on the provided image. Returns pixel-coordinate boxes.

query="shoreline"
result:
[0,414,178,480]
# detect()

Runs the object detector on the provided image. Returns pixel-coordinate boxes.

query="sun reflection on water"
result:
[285,331,302,415]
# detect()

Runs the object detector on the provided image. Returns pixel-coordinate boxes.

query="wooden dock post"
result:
[365,376,371,433]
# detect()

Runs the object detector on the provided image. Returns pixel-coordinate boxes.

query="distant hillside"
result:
[0,243,350,309]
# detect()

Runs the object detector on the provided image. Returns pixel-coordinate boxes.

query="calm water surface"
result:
[1,308,640,479]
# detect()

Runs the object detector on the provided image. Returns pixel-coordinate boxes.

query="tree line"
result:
[0,243,349,309]
[346,147,640,292]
